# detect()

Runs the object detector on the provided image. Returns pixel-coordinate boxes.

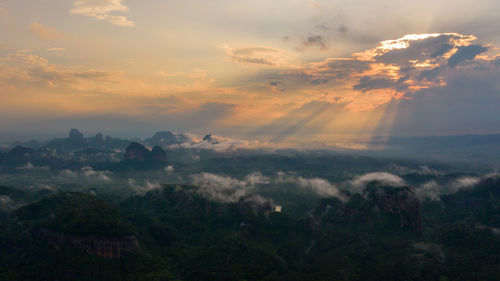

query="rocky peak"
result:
[124,142,150,161]
[364,182,422,233]
[69,128,84,143]
[123,143,167,165]
[37,229,140,259]
[7,146,33,158]
[5,146,34,165]
[95,132,104,142]
[151,146,167,163]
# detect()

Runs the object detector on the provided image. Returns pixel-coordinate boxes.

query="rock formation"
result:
[4,146,34,165]
[123,142,167,165]
[363,183,423,233]
[305,183,423,234]
[69,128,85,143]
[124,142,150,161]
[37,229,140,258]
[151,146,167,162]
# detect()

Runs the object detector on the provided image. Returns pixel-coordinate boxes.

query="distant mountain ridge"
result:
[3,129,500,169]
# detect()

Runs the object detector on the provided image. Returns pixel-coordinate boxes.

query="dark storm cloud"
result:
[378,60,500,136]
[448,44,488,67]
[353,77,396,92]
[297,35,329,51]
[417,67,442,82]
[431,44,453,58]
[274,58,371,88]
[233,33,492,97]
[375,34,460,66]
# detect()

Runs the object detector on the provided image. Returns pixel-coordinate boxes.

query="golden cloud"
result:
[29,22,67,40]
[70,0,134,27]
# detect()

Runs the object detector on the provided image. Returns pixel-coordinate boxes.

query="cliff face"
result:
[123,143,167,164]
[37,229,140,258]
[5,146,34,164]
[305,184,423,234]
[124,142,150,161]
[151,146,167,162]
[364,184,423,233]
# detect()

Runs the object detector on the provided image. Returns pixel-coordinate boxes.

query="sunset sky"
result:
[1,0,499,147]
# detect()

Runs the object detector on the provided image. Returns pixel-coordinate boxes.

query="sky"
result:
[0,0,499,147]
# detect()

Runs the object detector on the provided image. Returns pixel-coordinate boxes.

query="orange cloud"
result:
[224,45,294,67]
[29,22,66,40]
[70,0,134,27]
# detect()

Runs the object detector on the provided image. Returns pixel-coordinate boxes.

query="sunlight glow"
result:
[378,33,441,50]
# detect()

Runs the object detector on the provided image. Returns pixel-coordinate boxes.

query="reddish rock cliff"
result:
[124,142,150,161]
[151,146,167,163]
[38,229,140,258]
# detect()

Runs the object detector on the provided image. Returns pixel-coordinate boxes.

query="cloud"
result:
[353,76,396,92]
[238,194,275,216]
[448,44,488,67]
[58,169,78,180]
[2,32,499,142]
[417,180,441,201]
[274,171,298,184]
[349,33,485,94]
[55,167,112,183]
[33,184,58,192]
[225,46,291,66]
[453,176,481,189]
[16,162,50,171]
[387,163,442,176]
[0,51,120,89]
[81,166,112,182]
[274,171,346,200]
[29,22,66,40]
[128,179,161,195]
[162,131,268,151]
[345,171,485,202]
[297,177,345,200]
[348,172,405,192]
[253,33,487,96]
[190,172,275,203]
[245,172,270,186]
[297,35,330,51]
[268,81,287,92]
[70,0,134,27]
[234,32,497,127]
[191,173,249,203]
[0,195,18,211]
[48,48,65,52]
[416,176,486,201]
[378,60,500,136]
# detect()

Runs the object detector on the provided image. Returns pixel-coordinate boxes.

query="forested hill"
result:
[0,176,499,280]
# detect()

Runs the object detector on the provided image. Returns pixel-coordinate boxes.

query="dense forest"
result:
[1,175,499,281]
